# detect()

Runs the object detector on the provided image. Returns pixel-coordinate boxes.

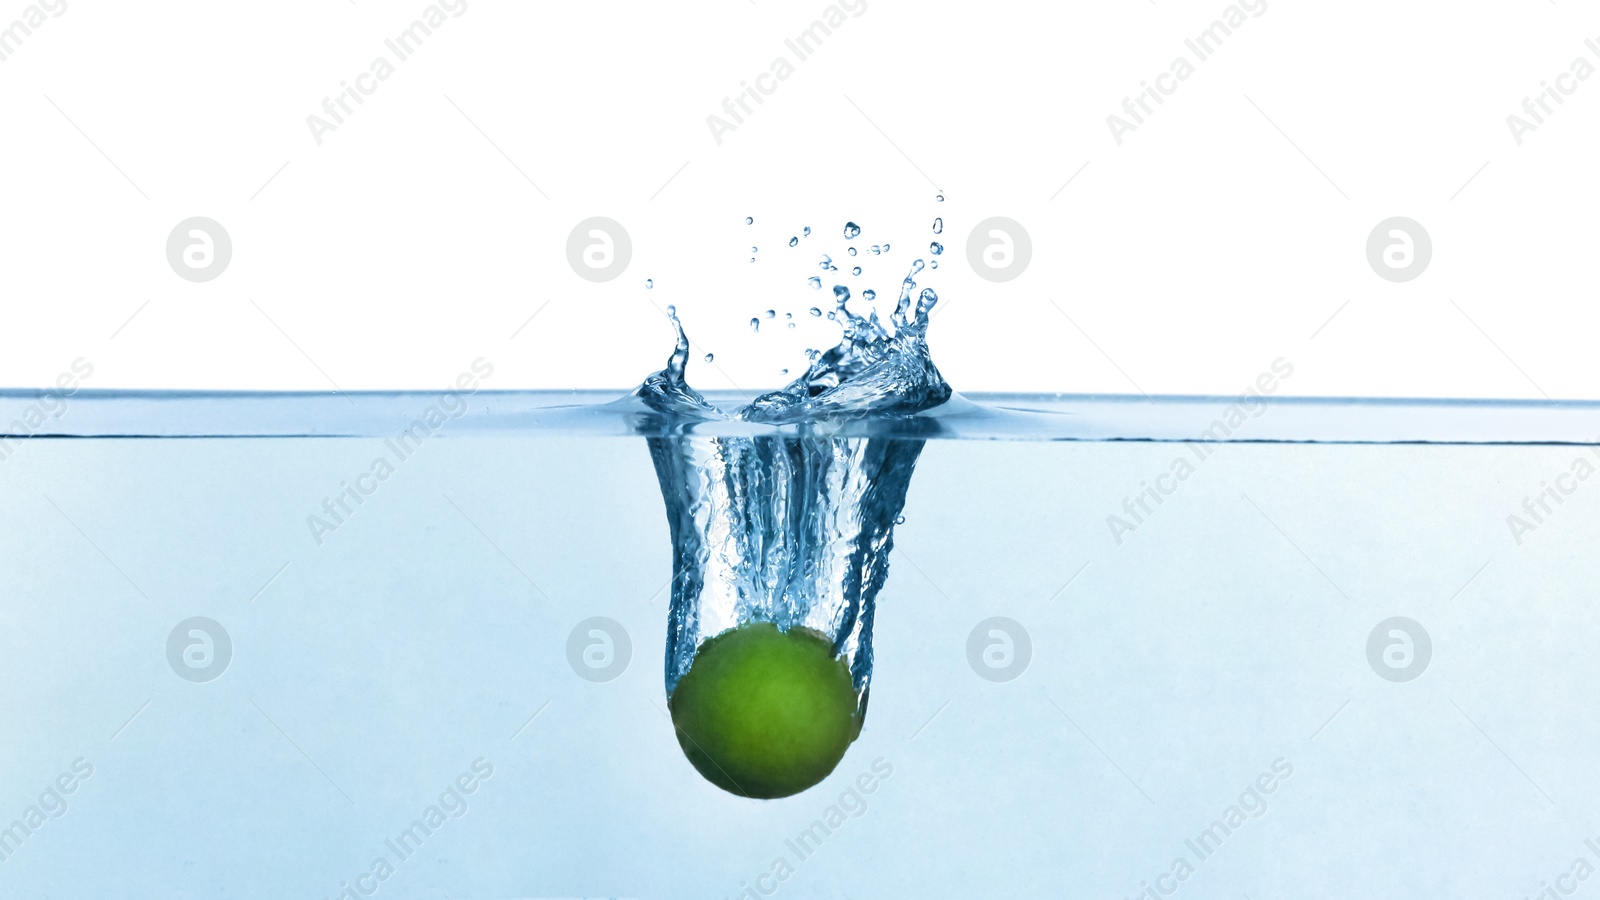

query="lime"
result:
[669,622,862,799]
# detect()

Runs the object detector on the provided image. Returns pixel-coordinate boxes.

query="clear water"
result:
[2,416,1599,897]
[6,214,1600,894]
[637,262,946,711]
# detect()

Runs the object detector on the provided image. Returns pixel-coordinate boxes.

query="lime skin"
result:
[669,622,863,799]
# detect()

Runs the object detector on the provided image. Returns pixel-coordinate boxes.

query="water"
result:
[4,386,1600,896]
[6,221,1600,892]
[634,269,947,745]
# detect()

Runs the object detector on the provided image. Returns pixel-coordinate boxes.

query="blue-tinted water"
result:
[3,388,1599,897]
[639,265,946,750]
[4,215,1597,895]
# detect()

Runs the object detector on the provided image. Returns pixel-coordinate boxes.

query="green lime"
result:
[669,622,862,799]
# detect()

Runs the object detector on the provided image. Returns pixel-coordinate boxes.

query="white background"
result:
[1,0,1598,399]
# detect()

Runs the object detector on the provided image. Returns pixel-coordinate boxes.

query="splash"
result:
[636,243,950,796]
[636,258,949,430]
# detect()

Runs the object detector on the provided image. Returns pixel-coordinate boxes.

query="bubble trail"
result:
[632,253,950,799]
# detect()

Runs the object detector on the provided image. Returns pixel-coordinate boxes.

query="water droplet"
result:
[704,353,715,363]
[932,217,943,234]
[930,260,939,269]
[843,221,861,239]
[803,226,811,237]
[833,285,851,305]
[819,254,832,269]
[746,216,754,225]
[789,236,799,247]
[847,247,857,256]
[645,278,654,289]
[808,276,822,289]
[935,193,944,202]
[930,242,943,255]
[882,243,891,252]
[667,304,677,315]
[764,309,777,318]
[852,266,862,276]
[870,245,881,255]
[752,246,759,253]
[785,312,793,319]
[862,289,876,302]
[809,307,822,317]
[750,318,760,332]
[750,257,756,263]
[895,515,906,525]
[787,322,796,329]
[780,368,789,375]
